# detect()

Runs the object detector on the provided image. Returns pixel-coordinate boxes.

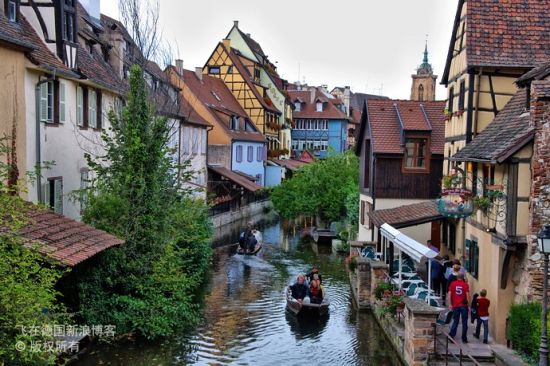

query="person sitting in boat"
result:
[290,274,308,303]
[238,223,253,251]
[247,231,258,253]
[307,266,323,284]
[308,279,324,304]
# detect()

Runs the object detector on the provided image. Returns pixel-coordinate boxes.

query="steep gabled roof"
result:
[355,99,445,156]
[173,68,265,143]
[452,90,533,163]
[442,0,550,84]
[222,44,281,114]
[517,60,550,87]
[287,89,348,120]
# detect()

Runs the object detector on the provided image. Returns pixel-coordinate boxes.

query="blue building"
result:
[289,88,349,158]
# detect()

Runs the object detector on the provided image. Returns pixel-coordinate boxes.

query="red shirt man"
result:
[448,276,470,308]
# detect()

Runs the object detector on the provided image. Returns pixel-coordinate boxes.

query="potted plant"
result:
[374,282,393,301]
[473,196,491,212]
[443,108,452,121]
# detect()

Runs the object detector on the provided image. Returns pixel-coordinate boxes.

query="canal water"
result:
[76,217,400,366]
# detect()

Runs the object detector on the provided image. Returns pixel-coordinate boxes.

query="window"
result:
[294,102,301,112]
[236,145,243,163]
[465,239,479,279]
[227,66,233,74]
[39,80,54,123]
[448,87,454,114]
[316,102,323,112]
[230,116,239,130]
[88,90,97,128]
[256,174,262,184]
[256,146,263,162]
[254,67,260,80]
[63,0,76,43]
[458,80,465,111]
[7,0,18,22]
[208,66,220,74]
[247,146,253,162]
[201,129,207,155]
[418,84,424,102]
[404,138,428,170]
[321,140,328,151]
[44,177,63,214]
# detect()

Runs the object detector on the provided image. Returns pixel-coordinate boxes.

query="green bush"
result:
[508,302,550,363]
[374,282,394,301]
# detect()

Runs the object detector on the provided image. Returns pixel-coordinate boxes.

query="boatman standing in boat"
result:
[290,275,308,303]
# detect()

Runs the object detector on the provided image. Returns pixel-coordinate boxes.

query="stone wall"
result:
[516,84,550,301]
[210,199,271,228]
[402,298,439,366]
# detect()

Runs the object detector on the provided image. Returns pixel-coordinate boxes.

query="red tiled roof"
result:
[1,204,124,267]
[208,165,261,192]
[365,99,446,155]
[178,97,211,128]
[369,201,442,229]
[443,0,550,84]
[288,89,348,120]
[534,79,550,98]
[173,68,265,143]
[452,91,534,163]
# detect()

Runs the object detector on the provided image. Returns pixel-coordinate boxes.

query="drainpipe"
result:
[35,71,56,203]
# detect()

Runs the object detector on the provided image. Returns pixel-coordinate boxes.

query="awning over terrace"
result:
[380,223,439,304]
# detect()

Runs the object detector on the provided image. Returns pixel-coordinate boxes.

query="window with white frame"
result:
[294,101,301,111]
[59,82,66,123]
[7,0,18,22]
[316,102,323,112]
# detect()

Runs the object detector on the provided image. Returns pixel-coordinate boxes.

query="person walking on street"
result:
[474,289,491,344]
[448,272,470,343]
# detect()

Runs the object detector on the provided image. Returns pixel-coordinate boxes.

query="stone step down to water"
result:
[432,322,496,365]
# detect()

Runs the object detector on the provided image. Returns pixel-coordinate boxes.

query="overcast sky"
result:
[100,1,457,100]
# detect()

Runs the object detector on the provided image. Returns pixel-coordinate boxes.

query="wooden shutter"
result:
[88,90,97,128]
[76,86,83,126]
[40,82,49,122]
[54,179,63,214]
[96,92,102,129]
[360,201,365,225]
[59,82,66,123]
[42,182,51,205]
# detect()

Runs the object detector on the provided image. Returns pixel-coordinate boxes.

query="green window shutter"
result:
[88,90,97,128]
[40,82,48,122]
[54,179,63,214]
[464,239,471,272]
[59,82,66,123]
[76,86,83,126]
[42,182,51,206]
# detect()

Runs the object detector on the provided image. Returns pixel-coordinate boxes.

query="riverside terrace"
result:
[348,238,528,366]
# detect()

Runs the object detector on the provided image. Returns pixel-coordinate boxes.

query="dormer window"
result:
[7,0,18,22]
[62,0,76,43]
[208,66,220,75]
[403,137,430,172]
[294,101,301,111]
[230,116,240,130]
[316,102,323,112]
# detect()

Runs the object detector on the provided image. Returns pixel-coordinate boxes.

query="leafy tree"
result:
[78,65,211,339]
[0,138,66,365]
[272,151,359,225]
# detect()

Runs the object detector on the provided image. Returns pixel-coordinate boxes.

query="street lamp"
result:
[538,224,550,366]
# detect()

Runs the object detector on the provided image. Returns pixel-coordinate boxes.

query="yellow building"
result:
[204,30,283,156]
[441,0,550,344]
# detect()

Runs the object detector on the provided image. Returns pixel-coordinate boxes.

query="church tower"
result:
[411,43,437,101]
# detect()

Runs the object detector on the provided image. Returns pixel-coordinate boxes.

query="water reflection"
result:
[75,217,400,366]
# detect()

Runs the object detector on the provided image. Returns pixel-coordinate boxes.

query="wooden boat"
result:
[285,286,329,316]
[311,228,336,246]
[236,230,263,255]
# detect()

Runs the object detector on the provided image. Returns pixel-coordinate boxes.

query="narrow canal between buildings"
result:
[76,216,400,365]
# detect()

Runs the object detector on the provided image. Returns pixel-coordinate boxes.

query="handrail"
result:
[432,322,482,366]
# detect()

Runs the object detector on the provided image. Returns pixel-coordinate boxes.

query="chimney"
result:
[246,33,251,37]
[344,86,351,117]
[310,88,316,104]
[195,67,203,81]
[222,38,231,49]
[233,20,239,28]
[321,84,328,93]
[175,59,183,76]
